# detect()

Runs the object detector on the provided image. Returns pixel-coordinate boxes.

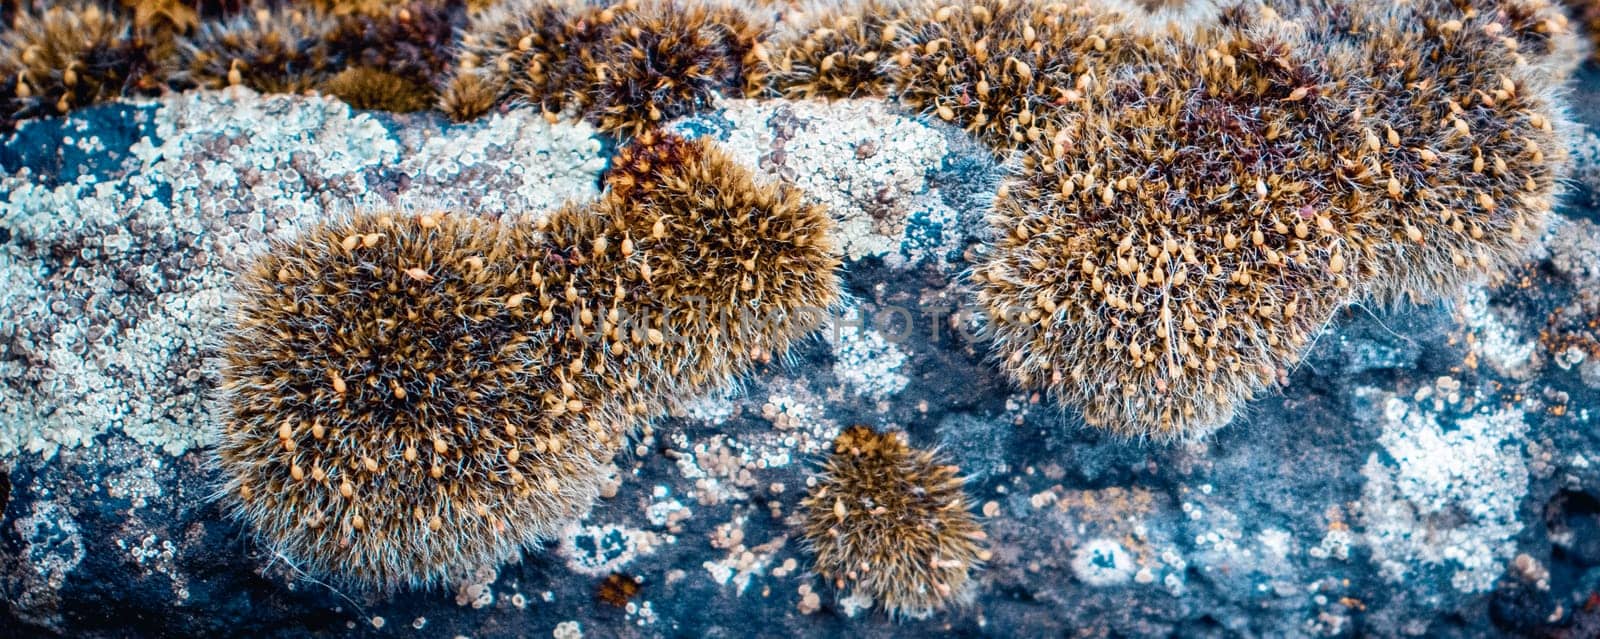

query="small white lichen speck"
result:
[17,500,84,589]
[1459,288,1539,379]
[454,564,499,609]
[680,386,739,424]
[8,498,86,622]
[645,494,690,527]
[838,590,876,618]
[558,522,670,576]
[1071,537,1136,587]
[1357,391,1530,593]
[701,545,775,596]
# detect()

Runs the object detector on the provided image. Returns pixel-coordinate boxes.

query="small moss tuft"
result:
[438,69,502,121]
[121,0,202,36]
[800,425,987,620]
[1570,0,1600,60]
[892,0,1151,154]
[446,0,608,121]
[446,0,766,134]
[319,65,435,112]
[321,0,468,103]
[175,5,337,93]
[755,0,922,100]
[591,131,843,395]
[587,0,767,135]
[1,2,164,125]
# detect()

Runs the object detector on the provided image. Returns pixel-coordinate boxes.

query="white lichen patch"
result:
[118,531,189,602]
[103,455,163,510]
[625,600,657,626]
[1568,131,1600,210]
[701,547,772,596]
[0,90,605,458]
[552,621,582,639]
[1357,390,1531,593]
[454,564,499,609]
[838,590,876,618]
[677,434,761,505]
[1186,508,1260,576]
[1070,538,1136,587]
[16,500,85,590]
[756,380,841,458]
[667,378,841,509]
[696,98,977,267]
[558,522,671,576]
[701,515,786,596]
[679,386,740,425]
[1258,528,1294,562]
[823,304,910,401]
[645,486,691,529]
[7,499,86,623]
[393,107,605,217]
[1545,216,1600,286]
[1309,526,1354,562]
[1458,288,1540,379]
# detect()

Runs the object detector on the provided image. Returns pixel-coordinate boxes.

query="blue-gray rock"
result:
[1,78,1599,639]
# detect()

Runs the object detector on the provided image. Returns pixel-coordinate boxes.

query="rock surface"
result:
[1,74,1599,638]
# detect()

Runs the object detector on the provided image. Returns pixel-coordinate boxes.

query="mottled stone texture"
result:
[1,75,1600,638]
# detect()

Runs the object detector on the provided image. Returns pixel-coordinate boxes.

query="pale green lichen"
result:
[685,98,982,267]
[824,304,911,402]
[1358,391,1530,593]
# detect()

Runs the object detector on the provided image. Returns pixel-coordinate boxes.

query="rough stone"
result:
[1,78,1599,638]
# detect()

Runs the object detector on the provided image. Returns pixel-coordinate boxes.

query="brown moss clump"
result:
[588,0,767,135]
[176,1,466,99]
[218,134,838,588]
[970,1,1574,438]
[973,13,1358,439]
[298,0,408,15]
[1295,0,1572,304]
[438,69,502,120]
[491,131,839,424]
[445,0,613,121]
[800,425,987,620]
[1570,0,1600,60]
[217,211,624,590]
[1438,0,1584,75]
[318,66,434,111]
[445,0,766,134]
[121,0,202,36]
[565,130,842,398]
[1,3,164,125]
[3,1,472,122]
[174,5,337,93]
[892,0,1152,154]
[474,130,838,426]
[754,0,923,100]
[321,0,467,102]
[1273,0,1584,73]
